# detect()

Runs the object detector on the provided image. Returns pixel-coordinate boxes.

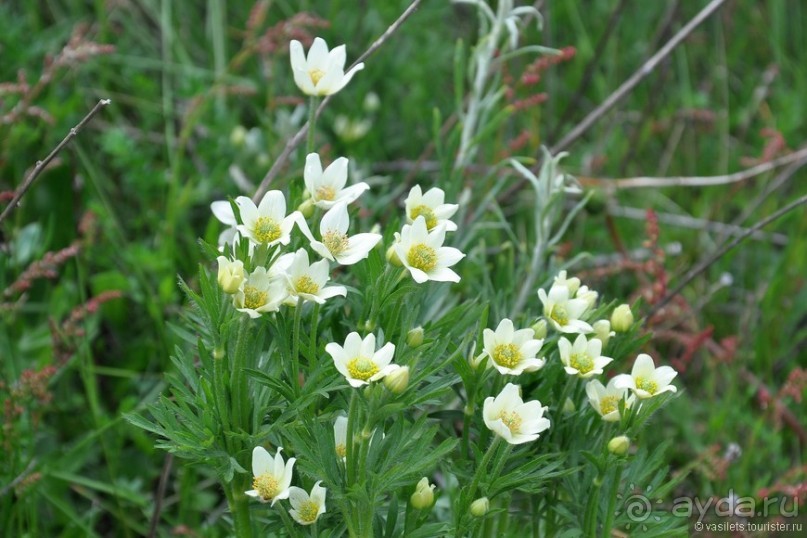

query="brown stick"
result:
[147,453,174,538]
[0,98,111,225]
[252,0,424,202]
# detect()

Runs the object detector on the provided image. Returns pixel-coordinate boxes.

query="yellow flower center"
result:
[315,185,337,201]
[296,499,320,524]
[254,217,281,244]
[295,276,320,295]
[323,230,349,255]
[635,377,658,395]
[243,285,268,310]
[497,410,522,434]
[346,356,379,381]
[492,343,522,369]
[600,396,619,416]
[253,472,280,501]
[569,353,594,374]
[549,304,569,326]
[309,68,325,86]
[410,205,438,229]
[335,443,346,459]
[406,244,437,272]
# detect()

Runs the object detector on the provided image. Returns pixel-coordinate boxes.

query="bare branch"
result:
[252,0,424,202]
[0,98,111,225]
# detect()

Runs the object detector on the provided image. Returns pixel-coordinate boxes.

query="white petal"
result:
[211,201,237,225]
[251,446,272,476]
[307,37,330,72]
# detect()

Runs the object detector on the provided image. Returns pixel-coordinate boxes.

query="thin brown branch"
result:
[549,0,727,154]
[147,454,173,538]
[252,0,424,202]
[590,145,807,189]
[646,193,807,319]
[0,98,111,225]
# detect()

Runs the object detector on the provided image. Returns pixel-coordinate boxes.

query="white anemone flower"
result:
[280,249,347,305]
[537,283,592,334]
[558,334,613,378]
[613,354,678,399]
[404,185,459,231]
[211,200,239,248]
[575,285,599,310]
[288,481,327,526]
[304,153,369,209]
[245,446,295,505]
[483,383,550,445]
[290,37,364,96]
[326,332,396,388]
[585,378,635,422]
[303,201,381,265]
[232,267,287,318]
[553,270,580,295]
[394,217,465,284]
[480,318,545,375]
[334,416,348,460]
[235,191,305,247]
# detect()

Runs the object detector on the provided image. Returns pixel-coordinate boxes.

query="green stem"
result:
[602,463,624,538]
[291,303,303,397]
[227,484,253,538]
[584,474,604,538]
[461,383,476,460]
[460,436,501,537]
[306,96,319,154]
[346,391,360,488]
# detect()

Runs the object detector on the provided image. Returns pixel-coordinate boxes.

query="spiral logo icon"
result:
[624,494,652,522]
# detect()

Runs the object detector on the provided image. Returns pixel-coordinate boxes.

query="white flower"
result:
[576,285,598,310]
[290,37,364,96]
[394,217,465,284]
[235,191,304,247]
[217,256,245,294]
[326,332,396,388]
[245,446,295,505]
[480,318,545,375]
[303,201,381,265]
[404,185,458,231]
[558,334,613,378]
[288,481,327,526]
[304,153,369,209]
[279,249,347,304]
[211,200,239,248]
[537,282,592,334]
[334,416,347,460]
[553,270,580,295]
[592,320,615,347]
[613,354,678,399]
[232,267,288,318]
[585,378,635,422]
[482,383,550,445]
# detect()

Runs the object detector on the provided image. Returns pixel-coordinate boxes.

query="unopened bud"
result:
[410,477,435,510]
[230,125,247,147]
[470,497,489,517]
[361,319,377,332]
[531,319,547,339]
[592,320,613,347]
[383,365,410,394]
[213,347,225,360]
[406,327,425,348]
[217,256,245,294]
[611,304,634,332]
[563,397,576,415]
[576,285,598,309]
[298,198,315,218]
[386,245,402,267]
[608,435,630,456]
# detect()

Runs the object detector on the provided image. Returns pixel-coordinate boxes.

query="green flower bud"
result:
[562,397,576,415]
[230,125,247,147]
[406,327,425,348]
[217,256,245,294]
[410,477,435,510]
[298,198,315,219]
[213,347,226,360]
[531,319,548,340]
[386,245,402,267]
[383,365,409,394]
[611,304,634,332]
[470,497,489,517]
[608,435,630,456]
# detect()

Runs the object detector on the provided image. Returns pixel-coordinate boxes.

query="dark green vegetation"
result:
[1,0,805,535]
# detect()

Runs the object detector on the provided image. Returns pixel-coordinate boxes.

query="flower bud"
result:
[383,365,410,394]
[386,245,402,267]
[592,320,613,347]
[360,319,377,332]
[470,497,489,517]
[576,285,598,309]
[406,327,425,348]
[608,435,630,456]
[611,304,634,332]
[217,256,245,294]
[230,125,247,147]
[298,198,315,219]
[531,319,547,340]
[213,347,225,360]
[363,92,380,113]
[562,397,576,415]
[410,477,435,510]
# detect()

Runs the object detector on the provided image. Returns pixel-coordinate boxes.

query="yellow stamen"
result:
[549,304,569,326]
[315,185,336,201]
[497,410,522,434]
[635,377,658,395]
[410,205,438,229]
[492,343,522,369]
[253,473,280,501]
[296,499,320,524]
[295,276,320,295]
[243,285,268,310]
[335,443,346,458]
[407,244,437,272]
[600,396,619,416]
[309,68,325,86]
[323,230,349,255]
[253,217,281,244]
[346,356,379,381]
[569,353,594,374]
